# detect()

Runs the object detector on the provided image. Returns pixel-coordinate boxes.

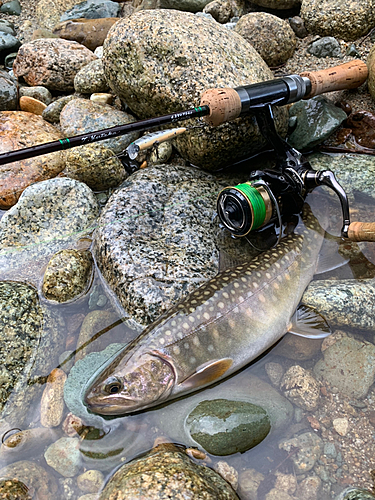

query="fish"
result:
[84,203,331,415]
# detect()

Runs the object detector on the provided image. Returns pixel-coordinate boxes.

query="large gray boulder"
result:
[102,9,288,171]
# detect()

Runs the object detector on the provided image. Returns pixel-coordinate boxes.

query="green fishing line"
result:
[234,182,266,230]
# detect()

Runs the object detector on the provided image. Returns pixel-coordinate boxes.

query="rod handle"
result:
[347,221,375,242]
[300,59,368,99]
[200,88,242,127]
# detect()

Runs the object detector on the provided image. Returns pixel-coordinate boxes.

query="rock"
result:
[52,17,119,51]
[279,431,323,472]
[265,489,294,500]
[64,143,127,191]
[19,85,52,105]
[0,32,20,58]
[238,468,265,500]
[42,249,93,303]
[90,92,113,105]
[44,437,82,477]
[13,38,97,91]
[289,15,308,38]
[40,368,67,428]
[334,488,375,500]
[186,399,271,455]
[307,36,342,58]
[42,94,77,123]
[0,461,58,500]
[133,0,213,12]
[19,95,47,115]
[302,278,375,332]
[0,479,31,499]
[272,333,322,360]
[74,309,116,362]
[61,0,121,21]
[0,427,55,461]
[280,365,320,410]
[60,98,139,154]
[148,141,173,166]
[77,469,105,493]
[0,111,66,208]
[235,12,296,67]
[367,45,375,101]
[345,110,375,149]
[203,0,232,23]
[332,417,349,436]
[313,334,375,399]
[288,96,347,151]
[35,0,78,31]
[0,0,21,15]
[295,475,322,500]
[102,9,288,170]
[0,282,65,426]
[74,58,110,93]
[98,443,239,499]
[0,19,16,35]
[265,362,284,386]
[274,472,297,495]
[300,0,375,41]
[249,0,300,8]
[0,70,17,111]
[214,461,238,490]
[0,177,98,281]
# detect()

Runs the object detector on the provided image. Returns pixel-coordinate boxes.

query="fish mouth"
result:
[84,392,141,415]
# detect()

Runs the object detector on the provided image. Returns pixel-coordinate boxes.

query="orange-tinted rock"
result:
[19,95,47,115]
[0,111,66,209]
[346,110,375,149]
[53,17,120,51]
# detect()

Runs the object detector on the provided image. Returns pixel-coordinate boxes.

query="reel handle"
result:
[300,59,368,98]
[347,221,375,242]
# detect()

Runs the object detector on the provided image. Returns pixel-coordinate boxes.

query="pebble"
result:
[60,0,121,21]
[274,471,297,495]
[19,85,52,105]
[334,488,375,499]
[52,17,119,51]
[42,94,77,123]
[44,437,82,477]
[0,69,17,111]
[280,365,321,411]
[279,431,323,472]
[237,468,265,500]
[307,36,342,58]
[0,31,20,57]
[40,368,67,427]
[214,461,238,490]
[265,361,284,386]
[0,19,16,35]
[203,0,232,23]
[90,92,113,105]
[332,417,349,437]
[0,479,31,500]
[295,475,322,500]
[265,489,294,500]
[0,0,21,15]
[289,15,308,38]
[250,0,300,7]
[19,95,47,115]
[74,58,109,94]
[77,469,105,493]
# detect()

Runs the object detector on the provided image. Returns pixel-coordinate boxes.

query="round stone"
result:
[186,399,270,455]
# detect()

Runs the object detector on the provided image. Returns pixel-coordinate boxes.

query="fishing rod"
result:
[0,59,374,243]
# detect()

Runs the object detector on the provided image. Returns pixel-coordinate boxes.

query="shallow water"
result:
[1,184,375,500]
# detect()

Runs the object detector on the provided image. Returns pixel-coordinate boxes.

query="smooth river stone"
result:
[0,111,65,209]
[52,17,119,51]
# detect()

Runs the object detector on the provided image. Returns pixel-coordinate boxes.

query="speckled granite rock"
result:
[0,70,17,111]
[102,9,288,170]
[367,44,375,101]
[203,0,232,23]
[0,478,31,499]
[0,177,99,283]
[278,432,323,473]
[13,38,97,91]
[0,282,65,426]
[0,111,66,208]
[93,164,226,326]
[307,36,342,58]
[335,488,375,500]
[60,98,139,154]
[19,85,52,105]
[98,443,239,500]
[303,278,375,331]
[133,0,213,12]
[42,94,77,123]
[36,0,78,30]
[53,18,119,51]
[234,12,296,67]
[249,0,300,8]
[280,365,320,410]
[42,249,93,303]
[64,143,127,190]
[300,0,375,41]
[60,0,121,21]
[0,461,58,500]
[74,58,110,94]
[313,334,375,399]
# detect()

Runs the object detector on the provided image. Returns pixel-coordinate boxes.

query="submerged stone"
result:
[44,437,82,477]
[0,461,58,499]
[334,487,375,500]
[0,479,31,499]
[186,399,270,456]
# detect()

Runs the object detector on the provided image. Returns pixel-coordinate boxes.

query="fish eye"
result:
[103,377,123,395]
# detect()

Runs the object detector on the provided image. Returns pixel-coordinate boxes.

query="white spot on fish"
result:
[165,330,172,336]
[183,323,190,330]
[171,320,177,327]
[189,316,195,323]
[184,343,190,349]
[241,277,247,282]
[259,294,266,303]
[234,283,240,288]
[223,292,229,299]
[192,336,200,346]
[253,282,259,289]
[173,346,181,355]
[203,312,210,320]
[266,272,271,279]
[218,302,225,309]
[159,338,165,345]
[273,282,280,290]
[285,273,291,280]
[207,344,214,352]
[189,356,196,364]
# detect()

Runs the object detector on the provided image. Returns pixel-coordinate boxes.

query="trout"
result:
[85,205,330,415]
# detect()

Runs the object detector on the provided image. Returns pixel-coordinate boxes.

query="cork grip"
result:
[347,222,375,242]
[200,88,242,126]
[300,59,368,98]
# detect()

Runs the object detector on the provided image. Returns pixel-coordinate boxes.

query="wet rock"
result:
[214,461,238,490]
[203,0,232,23]
[0,32,20,58]
[19,85,52,105]
[280,365,320,410]
[0,0,21,15]
[335,488,375,500]
[74,309,117,362]
[0,479,31,499]
[0,70,17,111]
[0,427,56,461]
[313,334,375,399]
[332,417,349,436]
[300,0,375,41]
[367,45,375,101]
[238,468,264,500]
[42,249,93,303]
[345,111,375,149]
[279,431,323,472]
[288,96,347,151]
[64,143,127,191]
[52,17,119,51]
[35,0,78,30]
[98,443,239,499]
[0,461,58,500]
[289,15,308,38]
[74,58,110,94]
[295,475,322,500]
[272,333,322,360]
[77,469,105,493]
[0,19,16,35]
[303,278,375,332]
[186,399,270,455]
[274,472,297,495]
[102,9,288,171]
[265,489,294,500]
[133,0,213,12]
[265,362,284,387]
[249,0,300,8]
[42,94,77,123]
[13,38,97,91]
[90,92,113,105]
[235,12,296,67]
[61,0,121,21]
[19,96,47,115]
[40,368,67,427]
[147,141,173,166]
[307,36,342,58]
[0,282,65,426]
[44,437,82,477]
[60,98,139,154]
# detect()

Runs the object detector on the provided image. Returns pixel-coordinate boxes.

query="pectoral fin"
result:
[288,304,331,339]
[179,358,233,389]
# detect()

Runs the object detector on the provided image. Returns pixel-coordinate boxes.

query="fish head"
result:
[84,352,175,415]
